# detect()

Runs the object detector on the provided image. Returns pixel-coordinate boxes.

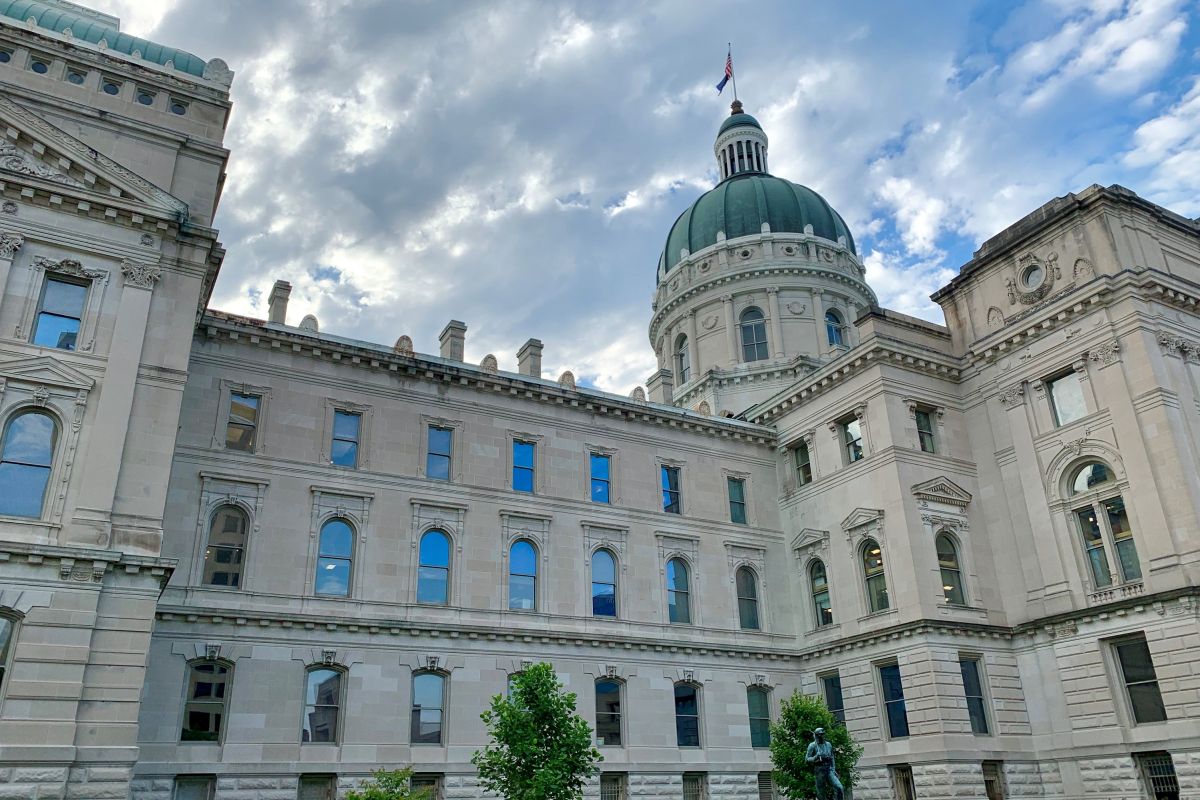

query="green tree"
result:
[472,662,603,800]
[769,691,863,799]
[345,768,429,800]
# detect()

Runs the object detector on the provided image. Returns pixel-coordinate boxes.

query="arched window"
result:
[418,530,451,605]
[0,410,57,518]
[862,538,889,612]
[736,566,760,630]
[1068,460,1140,587]
[314,519,353,597]
[595,679,622,745]
[825,310,844,347]
[675,334,691,384]
[674,682,700,747]
[810,560,833,627]
[936,534,966,605]
[411,671,446,744]
[509,539,537,611]
[302,667,342,743]
[591,548,618,617]
[202,505,248,588]
[0,613,18,697]
[740,307,769,362]
[666,558,691,624]
[747,686,770,747]
[181,660,230,742]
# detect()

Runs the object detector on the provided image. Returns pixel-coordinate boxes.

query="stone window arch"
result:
[675,334,691,384]
[418,530,452,606]
[591,547,619,618]
[201,505,249,589]
[314,518,355,597]
[809,558,833,627]
[736,566,761,630]
[302,665,344,744]
[508,538,538,611]
[181,658,232,743]
[861,537,890,613]
[666,556,692,625]
[0,408,58,519]
[740,307,769,362]
[1063,459,1141,591]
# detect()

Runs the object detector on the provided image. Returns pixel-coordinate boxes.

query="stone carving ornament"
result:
[786,302,807,315]
[701,315,719,330]
[1088,339,1120,365]
[0,232,23,259]
[0,142,83,187]
[120,259,162,289]
[1006,252,1061,305]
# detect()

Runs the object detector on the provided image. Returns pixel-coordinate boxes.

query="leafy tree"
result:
[472,662,603,800]
[345,767,429,800]
[769,691,863,799]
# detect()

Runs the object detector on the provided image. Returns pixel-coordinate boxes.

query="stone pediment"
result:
[841,507,884,531]
[911,476,972,508]
[0,94,188,217]
[791,528,829,556]
[0,354,94,391]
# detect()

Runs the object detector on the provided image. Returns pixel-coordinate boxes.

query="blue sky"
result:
[101,0,1199,392]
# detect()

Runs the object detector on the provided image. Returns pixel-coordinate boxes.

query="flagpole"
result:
[728,43,738,102]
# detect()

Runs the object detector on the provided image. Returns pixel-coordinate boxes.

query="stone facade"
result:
[0,4,1198,800]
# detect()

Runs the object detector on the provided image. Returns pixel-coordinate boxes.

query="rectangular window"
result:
[512,440,535,493]
[1076,506,1113,588]
[33,275,87,350]
[842,418,864,463]
[590,453,611,503]
[410,775,442,800]
[794,442,812,485]
[1105,497,1141,582]
[890,765,917,800]
[915,409,936,453]
[225,393,260,452]
[172,776,215,800]
[595,682,622,746]
[683,773,706,800]
[878,663,910,738]
[1136,752,1180,800]
[747,687,771,748]
[330,410,361,467]
[727,477,747,524]
[661,465,681,514]
[600,774,626,800]
[756,773,774,800]
[820,673,845,725]
[1114,636,1168,724]
[426,426,452,480]
[959,656,990,734]
[298,775,337,800]
[1048,372,1087,426]
[983,761,1006,800]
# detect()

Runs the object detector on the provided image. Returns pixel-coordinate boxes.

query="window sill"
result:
[857,608,898,623]
[1088,581,1143,605]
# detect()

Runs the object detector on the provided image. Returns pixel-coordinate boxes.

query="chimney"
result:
[439,320,467,361]
[647,368,674,404]
[517,338,543,378]
[268,280,291,324]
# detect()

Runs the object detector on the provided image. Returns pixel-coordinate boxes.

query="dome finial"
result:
[730,99,744,116]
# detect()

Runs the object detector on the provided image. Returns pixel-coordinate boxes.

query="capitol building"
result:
[0,3,1198,800]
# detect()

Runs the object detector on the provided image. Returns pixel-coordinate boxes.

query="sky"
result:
[95,0,1199,393]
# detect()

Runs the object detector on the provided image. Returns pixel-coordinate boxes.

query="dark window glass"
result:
[794,442,812,485]
[314,519,353,597]
[202,506,247,588]
[728,477,747,524]
[411,672,446,744]
[740,307,769,362]
[666,558,690,624]
[0,616,14,694]
[225,393,259,452]
[825,310,844,347]
[302,668,341,743]
[102,79,120,95]
[509,539,537,611]
[30,60,48,74]
[1071,462,1111,494]
[1106,497,1141,582]
[916,409,936,453]
[595,680,622,746]
[590,453,611,504]
[173,777,215,800]
[1137,752,1180,800]
[1115,638,1167,724]
[879,663,910,738]
[863,539,889,612]
[937,534,966,605]
[736,567,760,630]
[674,684,700,747]
[0,51,11,63]
[181,662,229,741]
[0,411,56,518]
[170,99,188,115]
[675,336,691,384]
[592,549,617,617]
[426,426,452,480]
[33,276,87,350]
[661,465,681,514]
[66,70,85,84]
[843,418,864,462]
[983,761,1005,800]
[821,674,845,725]
[298,775,336,800]
[418,530,451,605]
[330,410,360,467]
[136,89,155,105]
[1049,372,1086,426]
[1076,506,1112,588]
[959,657,990,734]
[747,687,770,747]
[810,560,833,626]
[513,440,535,493]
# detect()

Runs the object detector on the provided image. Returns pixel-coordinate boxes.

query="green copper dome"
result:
[719,112,762,134]
[659,172,856,277]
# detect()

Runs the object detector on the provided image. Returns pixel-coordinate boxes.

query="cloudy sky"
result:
[99,0,1199,392]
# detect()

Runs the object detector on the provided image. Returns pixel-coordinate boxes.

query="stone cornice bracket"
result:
[998,383,1025,408]
[1088,339,1121,366]
[121,259,162,289]
[205,642,222,661]
[0,232,23,259]
[1156,330,1197,360]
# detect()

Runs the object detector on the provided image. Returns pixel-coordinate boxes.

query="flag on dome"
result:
[716,50,732,94]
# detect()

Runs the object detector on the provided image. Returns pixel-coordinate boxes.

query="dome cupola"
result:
[715,100,767,179]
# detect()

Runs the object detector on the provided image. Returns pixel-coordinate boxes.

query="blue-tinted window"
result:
[590,453,611,504]
[0,411,56,518]
[418,530,451,605]
[33,276,86,350]
[314,519,353,597]
[427,426,452,480]
[825,310,844,347]
[728,477,747,524]
[661,465,681,514]
[667,558,690,624]
[591,549,617,617]
[509,539,537,611]
[513,441,535,493]
[331,410,360,467]
[879,663,910,738]
[302,667,342,743]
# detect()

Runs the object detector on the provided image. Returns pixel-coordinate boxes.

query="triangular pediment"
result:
[841,507,884,531]
[911,476,972,508]
[0,94,187,217]
[0,354,94,391]
[791,527,829,552]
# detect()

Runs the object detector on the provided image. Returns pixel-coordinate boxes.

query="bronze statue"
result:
[804,727,844,800]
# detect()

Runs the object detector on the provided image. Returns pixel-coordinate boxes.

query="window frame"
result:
[809,558,833,628]
[666,556,692,625]
[200,504,249,590]
[594,678,624,747]
[301,665,345,745]
[746,685,771,748]
[325,403,367,469]
[590,451,612,504]
[735,566,761,631]
[675,334,691,384]
[877,661,910,739]
[1110,634,1168,725]
[661,464,682,515]
[673,681,702,748]
[507,538,538,612]
[410,670,448,745]
[890,765,917,800]
[31,272,89,351]
[180,658,232,744]
[1135,751,1180,800]
[417,529,453,607]
[425,424,454,481]
[511,438,537,494]
[794,440,813,486]
[982,761,1006,800]
[172,776,216,800]
[591,547,619,618]
[297,774,338,800]
[739,307,770,362]
[0,408,59,520]
[936,532,967,606]
[840,417,864,464]
[824,309,845,348]
[682,773,707,800]
[1046,369,1088,427]
[313,517,355,598]
[1066,460,1141,592]
[726,475,747,525]
[0,611,20,708]
[914,407,936,453]
[225,391,261,453]
[861,538,890,614]
[819,671,845,725]
[410,774,444,800]
[957,654,992,735]
[599,772,627,800]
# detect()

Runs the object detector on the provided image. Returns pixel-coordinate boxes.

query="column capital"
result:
[120,259,162,290]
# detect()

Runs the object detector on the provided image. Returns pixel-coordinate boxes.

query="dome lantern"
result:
[714,100,768,181]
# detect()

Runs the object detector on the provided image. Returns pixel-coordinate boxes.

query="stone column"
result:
[686,311,700,378]
[721,294,738,366]
[812,292,827,353]
[0,231,23,291]
[766,287,784,358]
